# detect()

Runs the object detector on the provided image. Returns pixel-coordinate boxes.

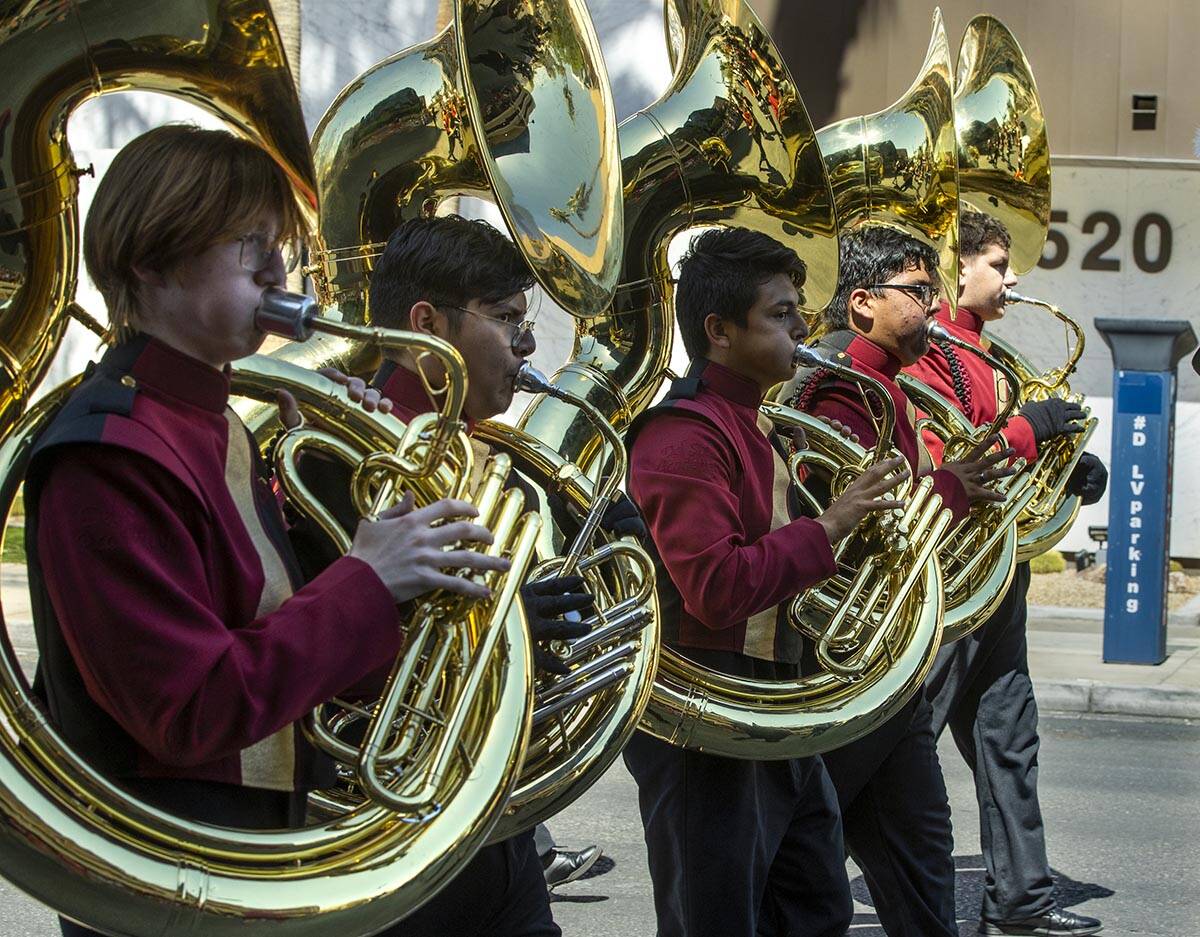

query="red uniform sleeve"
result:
[36,447,402,768]
[628,413,836,631]
[929,467,970,522]
[1000,414,1038,463]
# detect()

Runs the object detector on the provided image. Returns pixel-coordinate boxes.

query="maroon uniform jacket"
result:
[784,330,970,522]
[28,336,401,791]
[902,302,1037,465]
[625,358,837,663]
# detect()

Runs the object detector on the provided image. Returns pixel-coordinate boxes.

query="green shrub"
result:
[1169,559,1183,573]
[2,525,24,564]
[1029,549,1066,574]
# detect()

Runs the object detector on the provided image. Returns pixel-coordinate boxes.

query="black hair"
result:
[368,215,535,330]
[935,336,973,414]
[824,225,940,331]
[959,209,1011,258]
[674,226,807,359]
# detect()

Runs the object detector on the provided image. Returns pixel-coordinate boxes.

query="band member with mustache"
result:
[905,210,1105,937]
[23,126,509,937]
[301,213,643,937]
[784,224,1017,937]
[623,226,908,937]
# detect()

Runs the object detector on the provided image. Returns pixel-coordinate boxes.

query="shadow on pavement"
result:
[580,855,615,881]
[849,854,1115,934]
[549,855,616,904]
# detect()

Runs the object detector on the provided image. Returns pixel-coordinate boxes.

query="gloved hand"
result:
[601,493,648,542]
[1066,452,1108,506]
[519,575,595,675]
[1018,398,1086,445]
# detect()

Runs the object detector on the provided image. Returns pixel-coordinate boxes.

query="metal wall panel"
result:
[1164,0,1200,158]
[1117,0,1167,157]
[764,0,1200,161]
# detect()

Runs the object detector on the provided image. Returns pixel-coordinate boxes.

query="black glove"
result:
[1066,451,1108,506]
[1019,398,1087,445]
[601,493,648,542]
[519,575,595,675]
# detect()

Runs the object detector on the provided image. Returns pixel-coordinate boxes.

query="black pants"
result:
[820,695,957,937]
[924,562,1055,923]
[378,828,558,937]
[533,822,555,858]
[59,782,556,937]
[623,651,852,937]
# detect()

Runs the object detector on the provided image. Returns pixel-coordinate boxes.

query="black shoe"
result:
[542,845,602,890]
[980,907,1103,936]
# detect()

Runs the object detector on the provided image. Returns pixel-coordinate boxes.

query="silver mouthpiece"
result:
[514,361,568,400]
[1003,288,1032,305]
[255,287,319,341]
[926,322,950,342]
[791,343,836,370]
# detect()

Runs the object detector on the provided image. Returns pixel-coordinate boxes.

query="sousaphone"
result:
[0,1,529,932]
[258,0,660,841]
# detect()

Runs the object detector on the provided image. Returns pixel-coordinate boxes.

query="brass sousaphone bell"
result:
[814,8,960,308]
[0,0,316,438]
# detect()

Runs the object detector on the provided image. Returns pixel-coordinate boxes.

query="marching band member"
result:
[623,226,910,937]
[785,224,1017,937]
[307,213,642,937]
[906,210,1106,937]
[25,126,509,937]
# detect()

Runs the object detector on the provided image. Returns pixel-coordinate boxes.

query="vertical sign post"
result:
[1095,319,1196,664]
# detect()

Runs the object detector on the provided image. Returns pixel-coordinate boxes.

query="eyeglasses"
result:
[869,282,940,307]
[238,233,301,275]
[439,304,536,352]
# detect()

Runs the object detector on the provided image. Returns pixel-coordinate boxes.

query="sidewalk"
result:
[2,568,1197,721]
[1027,600,1200,720]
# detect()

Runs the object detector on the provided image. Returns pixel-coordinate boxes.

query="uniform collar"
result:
[846,334,901,381]
[685,358,764,409]
[106,334,231,413]
[373,358,477,434]
[938,301,984,336]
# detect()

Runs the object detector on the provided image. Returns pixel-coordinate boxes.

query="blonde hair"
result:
[83,124,307,344]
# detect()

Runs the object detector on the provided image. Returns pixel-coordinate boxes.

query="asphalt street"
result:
[0,714,1195,936]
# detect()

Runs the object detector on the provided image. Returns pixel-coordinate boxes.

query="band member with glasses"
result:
[905,210,1106,937]
[622,226,912,937]
[300,212,644,937]
[784,224,1018,937]
[24,125,510,937]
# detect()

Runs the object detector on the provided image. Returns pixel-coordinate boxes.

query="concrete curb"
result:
[1029,599,1200,627]
[1036,678,1200,719]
